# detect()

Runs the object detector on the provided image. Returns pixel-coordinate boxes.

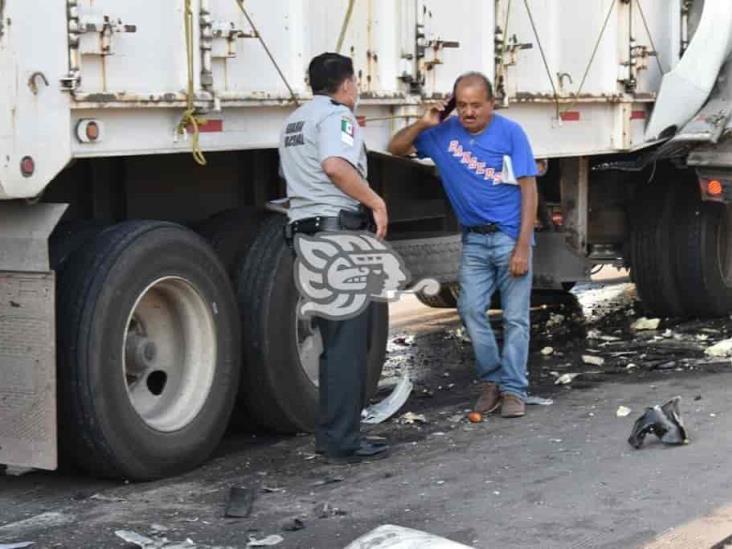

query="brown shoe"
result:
[501,394,526,418]
[474,382,501,414]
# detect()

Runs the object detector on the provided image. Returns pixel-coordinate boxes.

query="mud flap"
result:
[0,202,66,470]
[0,272,56,470]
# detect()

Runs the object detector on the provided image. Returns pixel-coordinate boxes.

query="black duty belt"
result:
[465,223,500,234]
[285,216,341,239]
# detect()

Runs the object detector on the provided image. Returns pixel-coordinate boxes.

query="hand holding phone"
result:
[439,95,456,121]
[420,97,454,128]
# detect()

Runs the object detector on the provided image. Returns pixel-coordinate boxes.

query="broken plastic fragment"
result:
[704,338,732,357]
[582,355,605,366]
[628,396,689,449]
[541,346,554,356]
[525,395,554,406]
[616,406,632,417]
[362,375,413,424]
[631,317,661,331]
[225,486,255,518]
[246,535,284,547]
[0,544,34,549]
[555,373,580,385]
[344,524,472,549]
[398,411,427,424]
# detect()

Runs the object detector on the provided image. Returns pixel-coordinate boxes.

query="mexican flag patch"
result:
[341,116,355,146]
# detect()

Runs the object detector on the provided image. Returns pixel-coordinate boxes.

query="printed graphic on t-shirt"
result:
[447,139,516,185]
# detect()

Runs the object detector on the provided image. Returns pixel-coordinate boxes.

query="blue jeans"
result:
[457,230,532,399]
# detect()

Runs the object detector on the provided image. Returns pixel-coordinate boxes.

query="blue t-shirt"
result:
[414,113,537,239]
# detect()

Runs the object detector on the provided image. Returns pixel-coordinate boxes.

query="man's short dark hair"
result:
[308,53,355,94]
[453,71,493,100]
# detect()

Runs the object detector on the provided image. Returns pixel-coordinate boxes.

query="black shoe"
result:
[325,440,390,465]
[315,435,388,455]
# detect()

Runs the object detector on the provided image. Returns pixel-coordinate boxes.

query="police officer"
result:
[278,52,389,464]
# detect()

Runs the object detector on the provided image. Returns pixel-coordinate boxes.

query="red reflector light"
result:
[560,111,580,122]
[86,121,100,141]
[20,156,35,177]
[708,179,723,196]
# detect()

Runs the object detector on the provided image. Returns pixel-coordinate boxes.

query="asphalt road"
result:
[1,279,732,549]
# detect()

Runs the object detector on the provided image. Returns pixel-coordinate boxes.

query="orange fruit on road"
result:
[467,411,482,423]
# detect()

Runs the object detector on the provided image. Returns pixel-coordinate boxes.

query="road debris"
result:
[525,395,554,406]
[362,375,414,424]
[114,530,199,549]
[344,524,472,548]
[280,518,306,532]
[546,313,565,329]
[704,338,732,358]
[0,513,74,538]
[582,355,605,366]
[628,396,689,449]
[260,486,285,493]
[554,373,581,385]
[313,502,348,519]
[541,346,554,356]
[0,543,34,549]
[467,412,482,423]
[631,317,661,331]
[398,412,427,424]
[311,476,344,487]
[246,535,284,547]
[224,486,255,518]
[616,406,632,417]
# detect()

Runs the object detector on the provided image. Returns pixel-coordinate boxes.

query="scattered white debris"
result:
[362,375,413,424]
[696,334,710,342]
[705,338,732,357]
[0,513,74,538]
[626,363,638,370]
[555,373,581,385]
[525,395,554,406]
[541,346,554,356]
[631,317,661,331]
[582,355,605,366]
[616,406,632,418]
[398,412,428,425]
[574,282,635,322]
[344,525,472,549]
[662,329,674,338]
[586,329,621,342]
[247,535,284,547]
[546,314,565,329]
[0,543,34,549]
[549,438,563,443]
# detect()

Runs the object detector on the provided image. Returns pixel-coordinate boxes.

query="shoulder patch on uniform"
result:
[340,116,355,146]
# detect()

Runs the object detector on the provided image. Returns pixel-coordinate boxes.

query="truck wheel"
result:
[196,208,267,276]
[416,283,458,308]
[57,221,240,480]
[673,182,732,316]
[237,216,388,433]
[629,182,685,317]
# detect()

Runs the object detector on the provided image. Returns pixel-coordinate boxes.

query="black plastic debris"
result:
[281,517,306,531]
[628,396,689,449]
[225,486,255,518]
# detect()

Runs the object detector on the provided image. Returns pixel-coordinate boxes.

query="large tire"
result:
[237,216,388,433]
[196,208,267,277]
[672,182,732,316]
[416,283,458,308]
[629,182,685,317]
[57,221,240,480]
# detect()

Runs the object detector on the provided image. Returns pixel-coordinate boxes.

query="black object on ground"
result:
[628,396,689,449]
[281,517,306,531]
[225,486,255,518]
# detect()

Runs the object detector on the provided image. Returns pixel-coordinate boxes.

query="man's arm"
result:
[387,102,446,156]
[321,157,388,239]
[510,176,538,277]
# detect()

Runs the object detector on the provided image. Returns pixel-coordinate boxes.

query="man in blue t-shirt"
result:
[388,72,538,418]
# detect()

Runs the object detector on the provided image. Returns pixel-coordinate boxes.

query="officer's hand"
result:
[373,204,388,240]
[510,243,530,277]
[420,101,447,129]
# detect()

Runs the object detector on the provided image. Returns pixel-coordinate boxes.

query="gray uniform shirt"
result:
[279,95,368,222]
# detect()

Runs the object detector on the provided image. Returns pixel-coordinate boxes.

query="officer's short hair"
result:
[308,53,355,95]
[453,72,493,100]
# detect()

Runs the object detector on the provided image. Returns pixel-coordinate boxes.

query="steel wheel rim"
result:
[122,276,217,432]
[295,299,322,387]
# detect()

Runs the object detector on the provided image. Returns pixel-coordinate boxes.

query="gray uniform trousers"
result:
[314,303,372,456]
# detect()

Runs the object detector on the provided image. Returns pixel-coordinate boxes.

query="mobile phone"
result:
[439,95,456,121]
